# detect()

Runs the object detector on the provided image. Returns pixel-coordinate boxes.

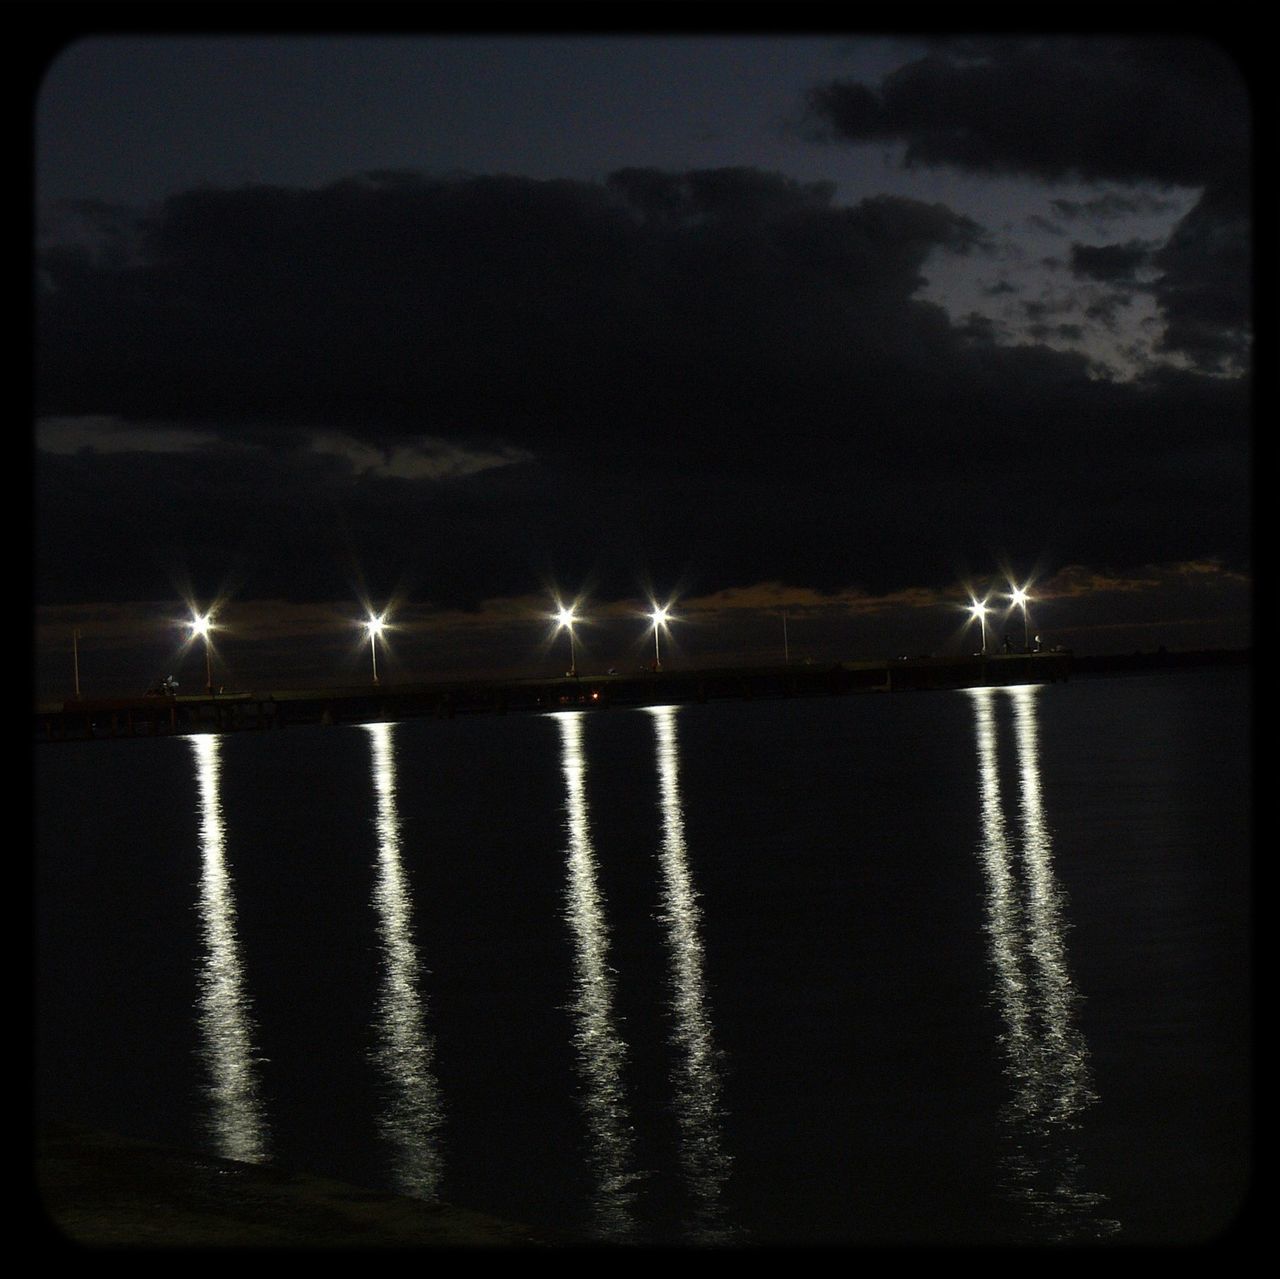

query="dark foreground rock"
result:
[36,1123,568,1249]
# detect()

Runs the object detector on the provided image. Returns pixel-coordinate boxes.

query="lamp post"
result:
[191,612,214,695]
[72,627,81,699]
[556,606,578,677]
[650,604,670,671]
[365,613,385,685]
[969,598,989,656]
[1009,586,1031,651]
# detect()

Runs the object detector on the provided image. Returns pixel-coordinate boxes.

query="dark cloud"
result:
[36,166,1249,614]
[1026,213,1066,236]
[1069,239,1152,283]
[1083,293,1136,326]
[805,37,1245,187]
[953,312,1000,343]
[1027,322,1085,343]
[1150,173,1251,370]
[1052,191,1182,222]
[38,168,981,459]
[1022,299,1065,322]
[804,37,1250,371]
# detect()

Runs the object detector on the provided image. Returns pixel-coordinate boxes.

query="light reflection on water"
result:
[646,705,734,1244]
[968,685,1120,1241]
[44,674,1244,1243]
[190,733,269,1164]
[364,720,444,1201]
[554,710,640,1241]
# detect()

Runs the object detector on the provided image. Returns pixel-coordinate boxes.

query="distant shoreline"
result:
[34,648,1249,743]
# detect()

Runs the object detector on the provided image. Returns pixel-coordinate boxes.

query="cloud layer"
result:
[806,36,1251,372]
[36,33,1252,655]
[36,155,1249,621]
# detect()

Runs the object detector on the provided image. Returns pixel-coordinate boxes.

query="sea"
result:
[34,667,1252,1246]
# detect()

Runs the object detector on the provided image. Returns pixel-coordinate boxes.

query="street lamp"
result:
[555,605,578,676]
[649,604,671,670]
[191,611,214,695]
[365,613,385,685]
[969,598,990,656]
[1009,586,1031,651]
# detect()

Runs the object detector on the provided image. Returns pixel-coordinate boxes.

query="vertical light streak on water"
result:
[190,733,269,1165]
[1002,685,1117,1239]
[364,721,443,1201]
[1007,685,1093,1120]
[968,686,1117,1241]
[553,711,638,1241]
[969,688,1033,1072]
[646,706,734,1244]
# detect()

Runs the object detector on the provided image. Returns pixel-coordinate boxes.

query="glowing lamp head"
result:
[190,613,212,639]
[969,599,988,622]
[555,606,577,630]
[366,614,385,639]
[1010,587,1029,608]
[650,605,670,627]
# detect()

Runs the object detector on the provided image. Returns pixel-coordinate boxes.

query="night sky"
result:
[33,33,1254,697]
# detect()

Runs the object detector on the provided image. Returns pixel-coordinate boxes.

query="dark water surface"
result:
[35,670,1251,1245]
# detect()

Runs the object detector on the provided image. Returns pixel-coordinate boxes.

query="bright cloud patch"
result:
[37,415,221,455]
[308,432,533,480]
[37,414,533,481]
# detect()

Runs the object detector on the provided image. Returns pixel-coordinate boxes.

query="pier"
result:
[35,652,1073,742]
